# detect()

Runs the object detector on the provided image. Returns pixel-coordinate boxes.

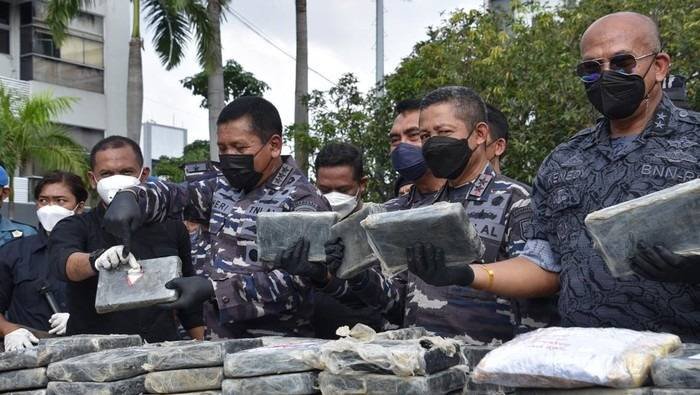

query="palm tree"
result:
[294,0,309,175]
[45,0,213,144]
[0,86,87,216]
[205,0,228,161]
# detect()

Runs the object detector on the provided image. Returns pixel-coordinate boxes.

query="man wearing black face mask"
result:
[410,13,700,342]
[102,96,330,338]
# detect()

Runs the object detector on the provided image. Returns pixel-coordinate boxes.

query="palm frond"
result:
[143,0,191,70]
[185,0,215,70]
[45,0,94,46]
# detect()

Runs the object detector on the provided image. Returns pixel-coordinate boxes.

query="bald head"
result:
[581,12,661,56]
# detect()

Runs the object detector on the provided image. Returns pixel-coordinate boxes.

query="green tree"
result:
[46,0,214,144]
[0,86,87,215]
[153,140,210,182]
[180,59,269,108]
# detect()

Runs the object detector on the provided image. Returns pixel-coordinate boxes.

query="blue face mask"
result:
[390,143,429,181]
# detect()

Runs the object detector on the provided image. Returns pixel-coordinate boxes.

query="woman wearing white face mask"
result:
[0,171,87,351]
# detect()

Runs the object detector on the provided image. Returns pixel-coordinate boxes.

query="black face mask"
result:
[422,136,473,180]
[219,144,269,191]
[584,59,655,120]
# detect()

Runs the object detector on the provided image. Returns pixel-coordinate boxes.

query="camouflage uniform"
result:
[130,156,330,338]
[0,215,36,247]
[527,95,700,342]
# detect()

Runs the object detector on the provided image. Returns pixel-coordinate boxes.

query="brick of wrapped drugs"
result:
[3,390,47,395]
[461,345,497,370]
[0,367,48,392]
[517,389,651,395]
[318,365,468,395]
[45,374,146,395]
[143,339,261,371]
[462,376,515,395]
[361,202,484,276]
[257,211,339,266]
[0,347,38,373]
[144,366,223,393]
[374,327,431,341]
[651,343,700,389]
[585,178,700,277]
[224,339,326,377]
[320,337,462,377]
[330,203,386,279]
[651,389,700,395]
[95,256,181,313]
[221,371,318,395]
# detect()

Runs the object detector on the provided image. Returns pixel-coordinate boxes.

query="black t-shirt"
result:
[49,205,201,343]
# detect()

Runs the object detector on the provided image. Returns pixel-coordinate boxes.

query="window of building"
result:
[0,1,9,55]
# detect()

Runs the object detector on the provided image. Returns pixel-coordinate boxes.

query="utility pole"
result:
[375,0,384,87]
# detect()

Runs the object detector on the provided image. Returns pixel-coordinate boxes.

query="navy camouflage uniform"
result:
[129,156,330,338]
[0,215,36,247]
[525,95,700,342]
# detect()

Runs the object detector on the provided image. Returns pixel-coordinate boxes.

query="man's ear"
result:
[268,134,283,158]
[359,176,369,197]
[494,138,507,157]
[472,122,490,146]
[654,52,671,83]
[140,167,151,182]
[88,172,97,189]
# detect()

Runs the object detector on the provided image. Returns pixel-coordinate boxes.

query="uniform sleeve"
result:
[48,216,90,282]
[172,221,204,330]
[525,159,562,269]
[131,178,216,224]
[318,266,402,314]
[0,245,17,313]
[503,184,534,258]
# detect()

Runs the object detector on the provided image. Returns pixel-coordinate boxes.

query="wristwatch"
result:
[89,248,106,273]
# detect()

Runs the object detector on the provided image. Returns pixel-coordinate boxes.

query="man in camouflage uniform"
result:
[103,97,330,338]
[413,13,700,342]
[0,165,36,247]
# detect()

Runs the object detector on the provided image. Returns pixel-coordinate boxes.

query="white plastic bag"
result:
[472,327,681,388]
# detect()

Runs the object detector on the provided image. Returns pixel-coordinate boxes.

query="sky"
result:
[141,0,484,146]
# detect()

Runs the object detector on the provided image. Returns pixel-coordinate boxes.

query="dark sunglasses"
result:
[575,52,657,83]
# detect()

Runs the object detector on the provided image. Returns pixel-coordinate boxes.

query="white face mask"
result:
[96,172,142,204]
[36,204,77,232]
[324,191,359,219]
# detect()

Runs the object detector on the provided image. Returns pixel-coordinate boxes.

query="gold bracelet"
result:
[479,265,494,290]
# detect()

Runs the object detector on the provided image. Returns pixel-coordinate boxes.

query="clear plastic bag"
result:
[257,211,339,266]
[330,203,386,279]
[585,178,700,277]
[361,202,484,277]
[472,327,681,388]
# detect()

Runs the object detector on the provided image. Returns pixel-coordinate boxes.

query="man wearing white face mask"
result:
[49,136,205,342]
[0,171,86,351]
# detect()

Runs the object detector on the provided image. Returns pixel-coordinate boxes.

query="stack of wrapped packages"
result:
[0,334,142,394]
[310,324,469,395]
[44,338,260,394]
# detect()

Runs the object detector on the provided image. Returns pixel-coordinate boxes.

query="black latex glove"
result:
[407,242,474,287]
[630,242,700,284]
[103,191,142,257]
[276,238,328,285]
[324,237,345,275]
[159,276,214,310]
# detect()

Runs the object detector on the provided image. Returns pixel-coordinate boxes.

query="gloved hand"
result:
[48,313,70,335]
[103,191,142,257]
[3,328,39,351]
[276,238,328,285]
[324,237,345,275]
[93,245,139,271]
[630,242,700,284]
[159,276,214,310]
[407,242,474,287]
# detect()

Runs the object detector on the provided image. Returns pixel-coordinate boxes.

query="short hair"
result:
[90,136,143,169]
[217,96,282,143]
[485,103,509,142]
[34,171,88,203]
[314,142,364,182]
[394,99,421,115]
[420,86,487,129]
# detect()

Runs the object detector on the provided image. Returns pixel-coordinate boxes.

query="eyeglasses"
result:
[575,52,657,83]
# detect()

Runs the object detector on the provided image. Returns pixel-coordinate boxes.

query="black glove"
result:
[159,276,215,310]
[103,191,142,257]
[324,237,345,275]
[276,238,328,285]
[407,242,474,287]
[630,242,700,284]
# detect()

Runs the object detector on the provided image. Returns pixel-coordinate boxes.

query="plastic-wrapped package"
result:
[472,327,681,388]
[460,345,497,369]
[361,202,484,276]
[651,343,700,388]
[46,375,146,395]
[95,256,181,313]
[462,376,515,395]
[330,203,386,279]
[318,365,468,395]
[257,211,339,266]
[516,388,649,395]
[0,334,142,372]
[221,372,318,395]
[224,339,327,377]
[144,367,223,393]
[143,339,261,371]
[374,327,432,341]
[0,367,47,392]
[3,390,47,395]
[585,178,700,277]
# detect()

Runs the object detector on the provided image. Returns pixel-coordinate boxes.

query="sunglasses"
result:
[575,52,657,83]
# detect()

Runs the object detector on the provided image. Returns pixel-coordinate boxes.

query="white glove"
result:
[94,245,139,271]
[3,328,39,352]
[48,313,70,335]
